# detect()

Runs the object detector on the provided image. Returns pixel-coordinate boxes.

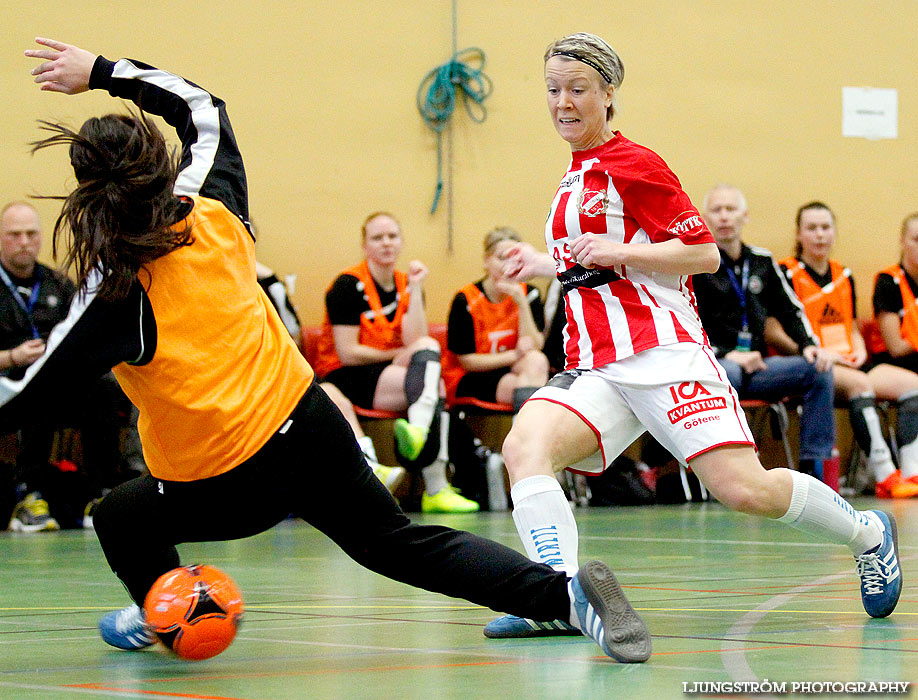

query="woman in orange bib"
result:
[6,37,639,662]
[315,212,479,513]
[778,202,918,498]
[869,212,918,488]
[443,227,549,411]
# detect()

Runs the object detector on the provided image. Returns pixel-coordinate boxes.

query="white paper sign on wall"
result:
[842,87,898,140]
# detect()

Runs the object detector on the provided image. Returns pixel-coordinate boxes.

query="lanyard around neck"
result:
[723,255,750,332]
[0,265,41,339]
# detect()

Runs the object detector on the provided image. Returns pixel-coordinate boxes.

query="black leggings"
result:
[93,382,570,622]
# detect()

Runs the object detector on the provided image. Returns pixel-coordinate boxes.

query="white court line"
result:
[0,681,149,698]
[719,551,918,688]
[716,570,849,700]
[576,533,918,550]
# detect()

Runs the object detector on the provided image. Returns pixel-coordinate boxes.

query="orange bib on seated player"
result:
[313,261,409,378]
[780,257,853,355]
[442,282,523,400]
[871,264,918,355]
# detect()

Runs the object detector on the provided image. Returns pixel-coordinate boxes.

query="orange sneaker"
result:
[875,471,918,499]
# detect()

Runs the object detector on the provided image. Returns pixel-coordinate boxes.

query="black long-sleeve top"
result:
[693,244,818,358]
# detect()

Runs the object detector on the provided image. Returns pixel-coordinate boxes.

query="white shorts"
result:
[529,343,755,474]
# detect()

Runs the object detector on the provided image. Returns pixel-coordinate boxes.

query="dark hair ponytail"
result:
[31,109,192,300]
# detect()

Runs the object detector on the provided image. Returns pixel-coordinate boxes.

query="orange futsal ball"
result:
[143,564,244,660]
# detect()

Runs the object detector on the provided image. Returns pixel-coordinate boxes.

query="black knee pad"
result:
[897,394,918,446]
[404,349,441,404]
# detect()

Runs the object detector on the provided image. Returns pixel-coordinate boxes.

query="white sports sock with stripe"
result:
[421,412,451,496]
[775,469,881,556]
[510,475,579,576]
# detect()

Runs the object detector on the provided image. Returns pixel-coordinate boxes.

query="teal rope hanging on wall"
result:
[416,46,492,216]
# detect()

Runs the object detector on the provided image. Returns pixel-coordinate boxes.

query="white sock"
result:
[898,438,918,479]
[862,405,896,482]
[421,412,451,496]
[775,469,881,555]
[422,460,449,495]
[357,435,377,462]
[510,475,579,575]
[407,361,441,430]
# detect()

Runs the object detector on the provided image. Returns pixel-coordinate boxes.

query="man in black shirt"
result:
[693,185,837,480]
[0,202,127,531]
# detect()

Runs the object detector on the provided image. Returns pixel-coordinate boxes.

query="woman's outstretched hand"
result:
[25,37,96,95]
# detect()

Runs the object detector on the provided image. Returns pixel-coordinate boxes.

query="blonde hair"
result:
[901,212,918,239]
[483,226,521,254]
[544,33,624,121]
[361,211,400,240]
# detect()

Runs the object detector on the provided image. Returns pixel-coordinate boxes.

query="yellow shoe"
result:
[394,419,428,461]
[422,485,480,513]
[372,463,407,493]
[8,493,60,533]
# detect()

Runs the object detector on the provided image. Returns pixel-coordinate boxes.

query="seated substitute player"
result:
[484,32,900,641]
[868,211,918,484]
[443,226,549,411]
[313,212,477,512]
[256,258,405,492]
[776,202,918,498]
[9,39,652,662]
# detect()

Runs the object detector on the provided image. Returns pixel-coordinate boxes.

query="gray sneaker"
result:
[9,493,60,533]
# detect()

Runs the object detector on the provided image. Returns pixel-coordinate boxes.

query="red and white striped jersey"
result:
[545,132,713,370]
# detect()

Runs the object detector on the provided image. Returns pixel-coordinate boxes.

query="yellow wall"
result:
[3,1,917,323]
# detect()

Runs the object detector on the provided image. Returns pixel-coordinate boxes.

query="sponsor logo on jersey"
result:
[560,173,581,188]
[666,211,705,237]
[668,397,727,423]
[667,381,727,424]
[578,189,608,217]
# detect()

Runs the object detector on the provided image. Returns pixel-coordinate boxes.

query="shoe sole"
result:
[579,560,651,663]
[421,505,481,513]
[484,618,581,638]
[867,510,901,618]
[8,518,60,533]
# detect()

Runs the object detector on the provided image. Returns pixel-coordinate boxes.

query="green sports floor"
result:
[0,499,915,700]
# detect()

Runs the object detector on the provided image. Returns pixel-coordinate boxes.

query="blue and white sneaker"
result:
[99,604,156,650]
[570,560,651,663]
[484,614,580,638]
[856,510,901,618]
